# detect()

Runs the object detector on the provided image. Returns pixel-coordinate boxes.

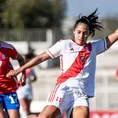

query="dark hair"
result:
[73,8,103,37]
[25,49,36,60]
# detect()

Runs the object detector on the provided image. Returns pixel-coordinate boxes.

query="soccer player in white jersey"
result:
[6,8,118,118]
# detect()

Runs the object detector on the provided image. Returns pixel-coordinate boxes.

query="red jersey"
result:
[0,42,18,94]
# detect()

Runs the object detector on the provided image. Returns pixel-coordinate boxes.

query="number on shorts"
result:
[9,95,15,104]
[56,97,62,102]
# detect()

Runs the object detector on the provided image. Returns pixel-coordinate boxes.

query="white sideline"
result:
[30,101,46,113]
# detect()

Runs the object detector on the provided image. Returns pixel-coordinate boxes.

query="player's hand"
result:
[6,70,18,78]
[18,79,26,87]
[21,72,26,86]
[18,72,26,86]
[21,78,26,86]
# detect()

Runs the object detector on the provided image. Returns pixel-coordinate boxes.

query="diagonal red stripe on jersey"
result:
[56,43,92,85]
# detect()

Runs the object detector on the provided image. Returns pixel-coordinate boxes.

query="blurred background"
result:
[1,0,118,117]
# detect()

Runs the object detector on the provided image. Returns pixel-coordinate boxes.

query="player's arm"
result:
[106,29,118,49]
[16,53,26,85]
[17,52,51,71]
[6,52,51,78]
[16,53,25,67]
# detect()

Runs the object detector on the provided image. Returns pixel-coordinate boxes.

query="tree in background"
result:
[0,0,66,29]
[0,0,6,28]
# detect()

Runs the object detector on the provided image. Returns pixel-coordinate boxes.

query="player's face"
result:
[73,23,89,45]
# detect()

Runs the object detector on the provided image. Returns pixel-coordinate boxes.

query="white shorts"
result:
[46,84,89,117]
[17,84,33,100]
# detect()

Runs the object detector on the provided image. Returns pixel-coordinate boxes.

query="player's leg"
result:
[37,105,61,118]
[28,85,66,118]
[19,98,31,117]
[7,109,20,118]
[28,83,73,118]
[0,104,6,118]
[0,96,6,118]
[27,105,60,118]
[27,99,32,114]
[18,85,33,117]
[4,92,20,118]
[70,106,89,118]
[69,97,90,118]
[36,84,70,118]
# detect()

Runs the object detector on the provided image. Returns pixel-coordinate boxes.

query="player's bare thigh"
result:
[0,103,6,118]
[27,105,61,118]
[0,107,6,118]
[8,109,20,118]
[19,98,31,112]
[38,105,61,118]
[70,106,89,118]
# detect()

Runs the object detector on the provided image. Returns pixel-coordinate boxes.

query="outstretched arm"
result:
[7,52,51,78]
[106,29,118,49]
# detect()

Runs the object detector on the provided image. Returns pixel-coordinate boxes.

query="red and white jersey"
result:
[46,39,107,97]
[0,42,18,94]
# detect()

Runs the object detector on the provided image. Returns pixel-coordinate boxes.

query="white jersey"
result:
[46,39,107,97]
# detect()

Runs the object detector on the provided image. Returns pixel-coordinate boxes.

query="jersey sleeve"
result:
[92,38,108,55]
[0,42,18,59]
[46,40,64,58]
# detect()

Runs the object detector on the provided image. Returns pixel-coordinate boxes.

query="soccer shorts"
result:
[17,84,33,100]
[0,92,20,110]
[46,84,89,116]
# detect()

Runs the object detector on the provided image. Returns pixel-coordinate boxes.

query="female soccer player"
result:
[6,9,118,118]
[0,41,26,118]
[15,53,37,118]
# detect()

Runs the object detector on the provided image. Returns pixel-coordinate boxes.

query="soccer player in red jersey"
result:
[0,41,26,118]
[6,9,118,118]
